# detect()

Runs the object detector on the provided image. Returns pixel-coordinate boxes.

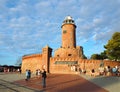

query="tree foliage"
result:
[104,32,120,61]
[100,51,108,60]
[90,54,102,60]
[90,51,108,60]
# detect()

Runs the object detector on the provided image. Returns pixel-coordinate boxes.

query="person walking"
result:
[25,69,29,81]
[36,69,38,77]
[41,69,47,88]
[38,69,41,78]
[28,70,31,79]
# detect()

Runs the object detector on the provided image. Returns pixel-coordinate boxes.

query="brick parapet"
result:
[22,54,42,59]
[50,57,79,61]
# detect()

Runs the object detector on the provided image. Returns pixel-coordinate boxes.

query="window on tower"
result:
[63,30,67,34]
[69,20,72,23]
[68,54,72,56]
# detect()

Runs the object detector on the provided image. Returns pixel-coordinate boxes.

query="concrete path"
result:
[80,74,120,92]
[14,74,107,92]
[0,73,39,92]
[0,73,119,92]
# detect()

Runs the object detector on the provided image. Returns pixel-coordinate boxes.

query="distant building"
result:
[0,65,21,72]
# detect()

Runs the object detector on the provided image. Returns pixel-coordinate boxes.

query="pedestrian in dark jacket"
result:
[41,69,47,88]
[28,70,31,79]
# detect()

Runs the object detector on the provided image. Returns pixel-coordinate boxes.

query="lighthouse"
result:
[61,16,76,48]
[54,16,83,58]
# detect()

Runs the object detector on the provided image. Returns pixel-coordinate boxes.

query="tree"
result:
[100,51,108,60]
[104,32,120,61]
[90,54,102,60]
[15,56,22,66]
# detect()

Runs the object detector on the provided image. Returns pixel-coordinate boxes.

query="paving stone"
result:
[14,74,108,92]
[1,73,119,92]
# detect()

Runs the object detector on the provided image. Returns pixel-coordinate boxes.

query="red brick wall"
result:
[78,59,120,72]
[50,57,120,73]
[21,46,52,73]
[22,54,120,74]
[54,47,82,58]
[42,46,52,73]
[62,24,76,48]
[21,54,43,73]
[50,57,79,73]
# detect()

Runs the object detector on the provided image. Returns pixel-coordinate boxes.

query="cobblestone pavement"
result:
[0,79,41,92]
[0,73,40,92]
[0,73,119,92]
[14,74,108,92]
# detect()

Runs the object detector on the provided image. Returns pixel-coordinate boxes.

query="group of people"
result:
[36,69,41,78]
[99,65,120,76]
[78,65,120,77]
[25,69,47,88]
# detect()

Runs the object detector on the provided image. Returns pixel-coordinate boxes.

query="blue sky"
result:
[0,0,120,65]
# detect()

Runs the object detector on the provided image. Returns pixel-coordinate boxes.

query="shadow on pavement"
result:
[0,79,42,92]
[14,74,111,92]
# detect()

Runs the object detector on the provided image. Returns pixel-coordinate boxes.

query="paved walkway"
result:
[80,74,120,92]
[0,73,119,92]
[14,74,108,92]
[0,73,38,92]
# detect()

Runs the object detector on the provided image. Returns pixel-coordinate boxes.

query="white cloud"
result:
[93,18,103,26]
[75,18,84,24]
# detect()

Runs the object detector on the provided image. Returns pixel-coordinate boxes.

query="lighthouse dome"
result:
[61,16,76,28]
[65,16,72,20]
